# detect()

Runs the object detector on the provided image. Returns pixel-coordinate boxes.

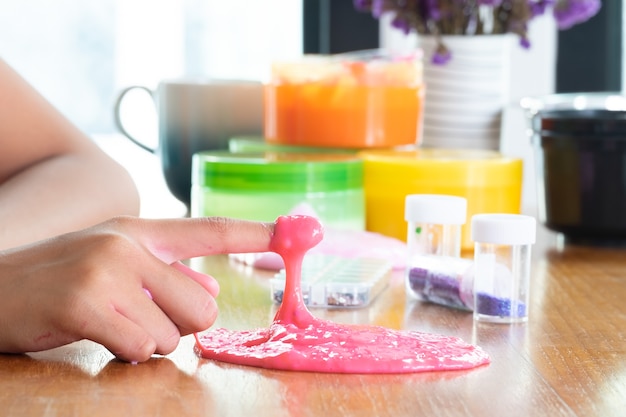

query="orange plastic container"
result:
[359,149,523,251]
[264,51,424,149]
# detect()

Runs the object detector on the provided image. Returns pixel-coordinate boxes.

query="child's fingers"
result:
[116,216,274,264]
[141,260,219,337]
[83,309,157,363]
[112,287,184,355]
[171,261,220,298]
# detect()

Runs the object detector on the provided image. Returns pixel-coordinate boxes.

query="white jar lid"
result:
[471,214,536,245]
[404,194,467,225]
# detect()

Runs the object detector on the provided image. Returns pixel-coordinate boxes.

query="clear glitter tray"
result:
[270,255,392,308]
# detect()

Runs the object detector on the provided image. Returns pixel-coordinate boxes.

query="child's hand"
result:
[0,216,273,363]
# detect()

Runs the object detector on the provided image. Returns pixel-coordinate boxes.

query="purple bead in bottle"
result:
[471,214,536,324]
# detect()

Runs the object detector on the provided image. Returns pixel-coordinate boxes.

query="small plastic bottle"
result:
[404,194,468,305]
[405,194,467,257]
[406,255,474,310]
[471,214,537,323]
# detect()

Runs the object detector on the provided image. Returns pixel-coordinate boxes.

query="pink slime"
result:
[195,215,490,373]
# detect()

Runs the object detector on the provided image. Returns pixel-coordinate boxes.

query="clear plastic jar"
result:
[405,194,467,257]
[404,194,467,301]
[471,214,537,323]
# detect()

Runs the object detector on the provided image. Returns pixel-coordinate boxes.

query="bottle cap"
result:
[404,194,467,225]
[471,214,536,245]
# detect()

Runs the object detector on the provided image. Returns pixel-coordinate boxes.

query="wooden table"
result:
[1,227,625,417]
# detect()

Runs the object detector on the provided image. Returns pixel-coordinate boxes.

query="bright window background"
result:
[0,0,302,217]
[0,0,303,135]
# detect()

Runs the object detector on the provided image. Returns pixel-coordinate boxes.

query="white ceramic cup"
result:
[114,79,263,208]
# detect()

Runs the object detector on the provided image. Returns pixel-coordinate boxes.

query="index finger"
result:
[113,216,274,264]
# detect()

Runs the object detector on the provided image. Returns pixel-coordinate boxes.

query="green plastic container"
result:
[228,136,358,154]
[191,151,365,230]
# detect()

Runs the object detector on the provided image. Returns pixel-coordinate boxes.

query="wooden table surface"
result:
[1,227,625,417]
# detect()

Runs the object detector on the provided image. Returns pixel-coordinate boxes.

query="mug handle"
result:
[113,85,157,154]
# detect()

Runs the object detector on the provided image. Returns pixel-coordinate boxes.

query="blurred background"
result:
[0,0,622,216]
[0,0,302,135]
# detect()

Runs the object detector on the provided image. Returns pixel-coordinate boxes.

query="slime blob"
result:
[195,215,489,373]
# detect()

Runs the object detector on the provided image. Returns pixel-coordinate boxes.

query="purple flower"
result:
[528,0,556,17]
[352,0,602,64]
[432,43,452,65]
[353,0,373,12]
[423,0,442,21]
[519,36,531,49]
[353,0,389,18]
[553,0,601,29]
[371,0,387,18]
[391,15,412,35]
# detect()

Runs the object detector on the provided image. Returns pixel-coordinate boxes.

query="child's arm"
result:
[0,58,140,249]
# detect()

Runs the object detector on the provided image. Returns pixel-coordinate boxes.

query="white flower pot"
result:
[418,34,513,150]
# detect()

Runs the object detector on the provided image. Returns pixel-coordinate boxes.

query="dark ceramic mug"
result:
[114,79,263,208]
[522,92,626,245]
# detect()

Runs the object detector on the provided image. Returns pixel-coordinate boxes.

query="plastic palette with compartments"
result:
[270,254,392,308]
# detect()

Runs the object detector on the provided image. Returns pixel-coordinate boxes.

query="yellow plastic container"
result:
[359,149,523,250]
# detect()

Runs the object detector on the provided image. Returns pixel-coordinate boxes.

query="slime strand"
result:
[270,215,322,326]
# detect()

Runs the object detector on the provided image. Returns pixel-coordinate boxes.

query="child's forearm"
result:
[0,149,139,250]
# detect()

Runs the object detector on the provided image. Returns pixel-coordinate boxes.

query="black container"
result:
[529,105,626,244]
